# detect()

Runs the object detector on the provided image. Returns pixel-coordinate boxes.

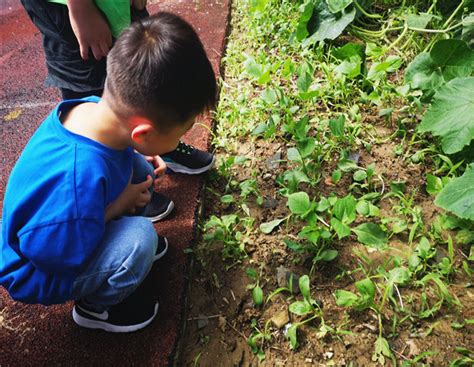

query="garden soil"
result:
[0,1,230,366]
[178,123,473,365]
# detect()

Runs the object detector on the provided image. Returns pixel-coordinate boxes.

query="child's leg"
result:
[20,0,107,96]
[70,216,157,312]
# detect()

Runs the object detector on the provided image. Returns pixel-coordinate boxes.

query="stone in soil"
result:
[270,309,290,329]
[276,265,299,292]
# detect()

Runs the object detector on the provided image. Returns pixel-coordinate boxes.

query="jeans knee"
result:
[123,217,157,280]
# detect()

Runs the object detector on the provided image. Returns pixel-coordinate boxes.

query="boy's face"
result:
[131,116,195,156]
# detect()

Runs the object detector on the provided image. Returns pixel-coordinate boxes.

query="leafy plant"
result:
[247,318,272,361]
[418,77,474,154]
[246,267,264,306]
[335,277,376,311]
[434,164,474,220]
[287,275,322,350]
[405,39,474,101]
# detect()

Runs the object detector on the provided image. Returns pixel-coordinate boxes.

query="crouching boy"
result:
[0,12,216,333]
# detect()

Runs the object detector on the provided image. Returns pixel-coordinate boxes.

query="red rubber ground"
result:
[0,1,230,365]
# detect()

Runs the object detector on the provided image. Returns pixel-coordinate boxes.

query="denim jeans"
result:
[70,153,157,312]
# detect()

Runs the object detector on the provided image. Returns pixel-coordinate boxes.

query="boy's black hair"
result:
[106,12,217,130]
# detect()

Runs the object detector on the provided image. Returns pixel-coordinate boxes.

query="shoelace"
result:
[176,141,194,155]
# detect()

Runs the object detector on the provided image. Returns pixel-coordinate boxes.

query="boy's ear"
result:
[130,121,154,143]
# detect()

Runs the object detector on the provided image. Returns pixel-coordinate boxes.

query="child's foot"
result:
[154,236,168,261]
[161,141,215,174]
[72,292,158,333]
[145,192,174,222]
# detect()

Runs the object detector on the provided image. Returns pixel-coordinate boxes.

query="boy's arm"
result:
[68,0,113,61]
[105,175,153,221]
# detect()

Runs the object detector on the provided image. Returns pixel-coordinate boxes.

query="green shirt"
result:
[48,0,130,38]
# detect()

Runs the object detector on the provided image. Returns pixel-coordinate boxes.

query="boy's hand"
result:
[105,175,153,221]
[145,155,167,191]
[68,0,113,61]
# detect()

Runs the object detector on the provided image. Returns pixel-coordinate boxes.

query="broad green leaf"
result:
[392,219,407,234]
[457,229,474,245]
[430,40,474,81]
[297,70,312,93]
[352,223,388,248]
[246,267,258,279]
[335,289,358,307]
[416,237,432,259]
[289,301,312,316]
[326,0,353,14]
[287,323,299,349]
[244,57,262,79]
[354,278,376,310]
[405,13,436,29]
[435,164,474,220]
[332,43,364,79]
[332,42,365,61]
[355,278,376,299]
[260,218,286,234]
[372,336,392,364]
[318,249,338,262]
[367,55,403,81]
[221,194,234,204]
[287,147,301,161]
[329,115,345,136]
[252,285,264,306]
[330,217,351,239]
[332,169,342,184]
[405,39,474,98]
[334,58,362,79]
[353,170,367,181]
[283,169,310,193]
[298,138,316,158]
[288,192,311,215]
[299,275,311,302]
[405,52,444,98]
[388,267,410,286]
[333,194,357,224]
[284,239,305,253]
[260,89,278,104]
[418,77,474,154]
[356,200,370,216]
[426,174,443,195]
[296,2,315,41]
[462,13,474,48]
[304,2,356,44]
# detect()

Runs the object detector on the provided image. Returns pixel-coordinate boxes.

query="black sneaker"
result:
[161,141,215,174]
[154,236,168,261]
[145,192,174,222]
[72,291,159,333]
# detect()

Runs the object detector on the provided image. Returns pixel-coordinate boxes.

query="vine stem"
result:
[353,0,383,19]
[442,0,465,29]
[408,22,463,34]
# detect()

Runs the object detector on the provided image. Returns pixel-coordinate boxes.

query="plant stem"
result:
[442,0,465,29]
[408,22,463,33]
[354,0,383,19]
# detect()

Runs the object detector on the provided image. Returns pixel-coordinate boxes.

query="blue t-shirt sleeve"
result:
[18,218,105,277]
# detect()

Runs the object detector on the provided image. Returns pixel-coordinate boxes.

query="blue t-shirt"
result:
[0,96,134,305]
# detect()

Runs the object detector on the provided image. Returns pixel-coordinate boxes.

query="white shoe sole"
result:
[153,237,168,261]
[72,302,159,333]
[146,200,174,223]
[165,155,215,175]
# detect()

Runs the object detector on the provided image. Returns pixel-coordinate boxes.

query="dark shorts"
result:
[20,0,148,95]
